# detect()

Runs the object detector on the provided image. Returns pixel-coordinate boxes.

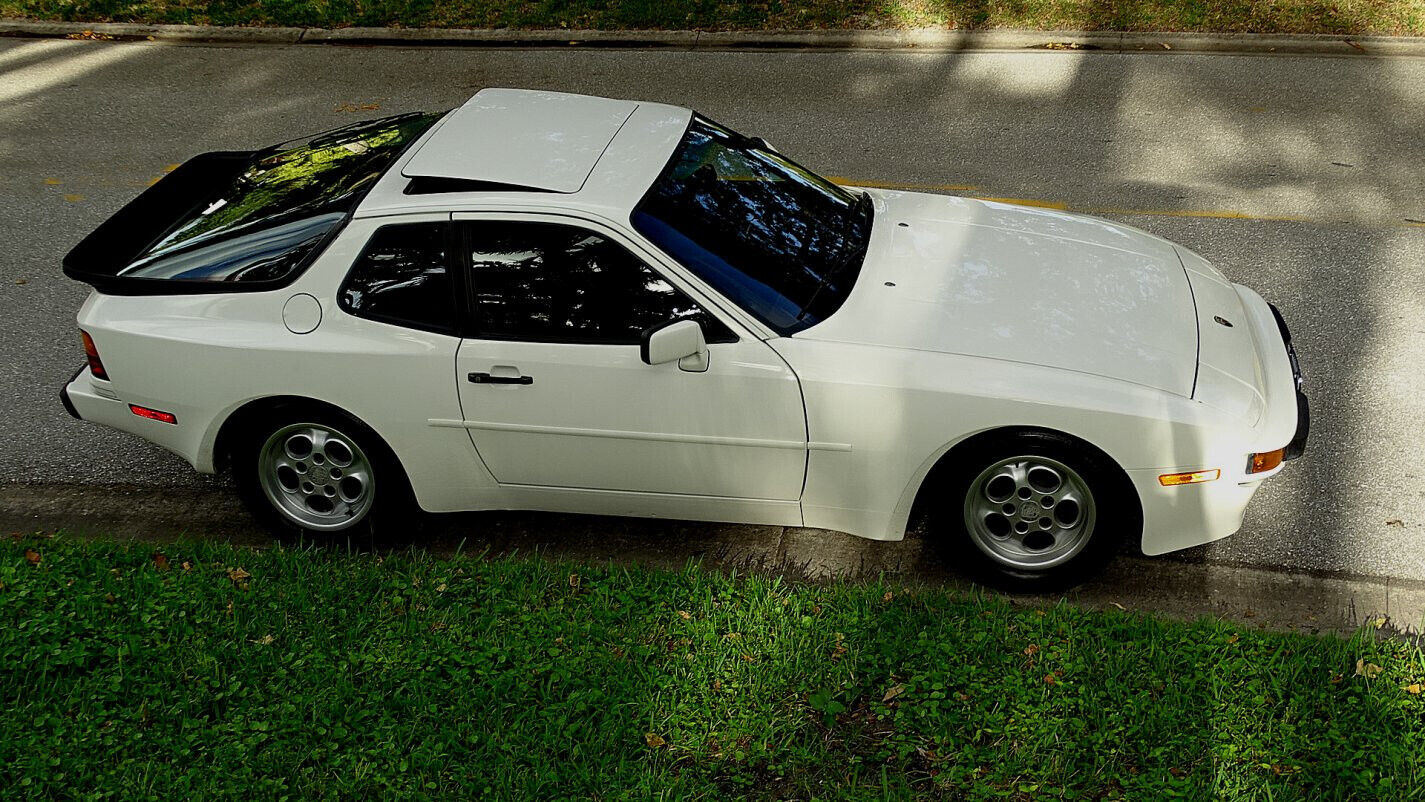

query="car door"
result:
[451,213,808,501]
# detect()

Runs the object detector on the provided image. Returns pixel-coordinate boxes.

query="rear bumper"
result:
[62,367,203,469]
[60,364,84,420]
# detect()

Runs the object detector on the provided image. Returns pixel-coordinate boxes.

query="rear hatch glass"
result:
[64,112,443,294]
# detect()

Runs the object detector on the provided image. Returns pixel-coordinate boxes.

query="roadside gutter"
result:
[2,18,1424,57]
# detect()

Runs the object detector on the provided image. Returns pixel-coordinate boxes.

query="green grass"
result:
[2,0,1425,36]
[3,535,1424,800]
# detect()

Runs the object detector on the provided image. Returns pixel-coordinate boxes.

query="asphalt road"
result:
[2,38,1422,581]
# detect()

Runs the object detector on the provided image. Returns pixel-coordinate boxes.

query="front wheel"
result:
[235,409,412,538]
[936,431,1138,591]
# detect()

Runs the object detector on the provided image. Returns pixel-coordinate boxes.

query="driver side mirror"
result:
[641,319,709,373]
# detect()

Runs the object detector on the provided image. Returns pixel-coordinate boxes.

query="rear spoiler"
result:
[62,151,254,293]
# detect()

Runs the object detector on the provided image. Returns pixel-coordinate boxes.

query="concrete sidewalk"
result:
[2,18,1424,57]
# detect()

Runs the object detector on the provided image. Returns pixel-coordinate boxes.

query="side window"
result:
[339,223,455,334]
[463,221,736,344]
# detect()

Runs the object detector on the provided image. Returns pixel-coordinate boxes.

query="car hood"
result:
[798,190,1200,397]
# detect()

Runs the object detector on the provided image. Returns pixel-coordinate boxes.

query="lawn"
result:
[3,535,1423,799]
[2,0,1425,36]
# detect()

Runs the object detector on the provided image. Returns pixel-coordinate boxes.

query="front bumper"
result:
[1135,297,1309,556]
[1269,303,1310,461]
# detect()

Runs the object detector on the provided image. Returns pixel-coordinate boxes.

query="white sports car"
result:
[61,88,1308,588]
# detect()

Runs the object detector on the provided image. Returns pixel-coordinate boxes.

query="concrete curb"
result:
[2,18,1424,57]
[4,481,1423,638]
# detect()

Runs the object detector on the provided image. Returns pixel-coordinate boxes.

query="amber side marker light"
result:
[1158,469,1221,487]
[129,405,178,425]
[1247,448,1285,474]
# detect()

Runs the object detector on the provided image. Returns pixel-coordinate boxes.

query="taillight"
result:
[80,330,108,380]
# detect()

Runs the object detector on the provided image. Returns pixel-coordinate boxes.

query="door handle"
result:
[468,372,533,385]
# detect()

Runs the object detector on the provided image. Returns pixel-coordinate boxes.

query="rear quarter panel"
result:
[72,214,495,512]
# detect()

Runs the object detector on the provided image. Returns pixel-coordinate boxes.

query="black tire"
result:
[232,404,416,542]
[932,430,1139,592]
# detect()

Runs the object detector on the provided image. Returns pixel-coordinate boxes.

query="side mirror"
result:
[640,319,709,372]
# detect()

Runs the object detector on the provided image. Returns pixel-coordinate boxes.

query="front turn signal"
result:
[1247,448,1285,474]
[1159,469,1220,487]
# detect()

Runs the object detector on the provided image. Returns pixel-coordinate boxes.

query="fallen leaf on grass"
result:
[180,561,192,571]
[1023,644,1040,657]
[1406,684,1422,695]
[1367,615,1390,629]
[1227,633,1240,644]
[435,583,447,592]
[1356,659,1384,678]
[568,573,580,590]
[882,591,894,603]
[882,684,906,703]
[1329,671,1343,684]
[677,610,691,620]
[644,733,666,748]
[24,549,40,565]
[251,634,274,646]
[152,552,169,571]
[1044,674,1058,686]
[227,567,251,583]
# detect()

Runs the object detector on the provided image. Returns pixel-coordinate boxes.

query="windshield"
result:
[631,117,873,334]
[119,111,443,283]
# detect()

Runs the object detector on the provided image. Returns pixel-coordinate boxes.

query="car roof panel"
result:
[400,88,637,194]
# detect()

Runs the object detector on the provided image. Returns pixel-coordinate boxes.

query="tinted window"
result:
[115,112,444,285]
[340,223,455,334]
[464,221,735,344]
[631,116,873,335]
[122,213,345,282]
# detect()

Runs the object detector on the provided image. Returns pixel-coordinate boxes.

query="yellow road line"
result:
[1083,206,1309,223]
[827,176,979,192]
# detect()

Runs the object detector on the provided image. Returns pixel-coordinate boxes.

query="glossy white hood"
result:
[800,190,1200,397]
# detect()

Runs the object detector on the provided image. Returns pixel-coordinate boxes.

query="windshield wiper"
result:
[794,191,873,323]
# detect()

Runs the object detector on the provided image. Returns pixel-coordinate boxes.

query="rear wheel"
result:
[234,408,413,538]
[935,431,1137,591]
